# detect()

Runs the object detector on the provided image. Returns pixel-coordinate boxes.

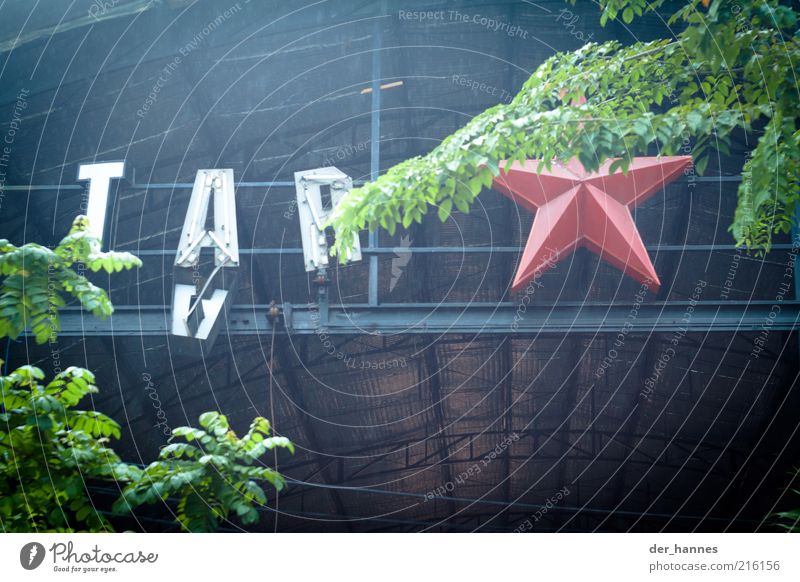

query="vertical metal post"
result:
[368,12,382,306]
[318,268,329,324]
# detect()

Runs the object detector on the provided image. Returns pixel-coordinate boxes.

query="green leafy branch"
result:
[113,412,294,532]
[1,217,293,533]
[328,0,799,257]
[0,215,141,344]
[0,364,141,531]
[773,465,800,531]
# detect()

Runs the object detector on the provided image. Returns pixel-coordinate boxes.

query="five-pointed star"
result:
[491,156,692,294]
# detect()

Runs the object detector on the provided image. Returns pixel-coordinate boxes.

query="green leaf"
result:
[468,177,483,196]
[622,7,634,23]
[437,199,452,222]
[27,414,54,431]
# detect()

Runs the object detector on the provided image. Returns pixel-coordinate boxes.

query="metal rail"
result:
[50,300,800,336]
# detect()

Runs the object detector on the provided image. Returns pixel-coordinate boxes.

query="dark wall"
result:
[2,1,798,533]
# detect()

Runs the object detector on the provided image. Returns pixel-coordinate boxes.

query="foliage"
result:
[113,412,294,532]
[0,366,294,533]
[1,218,291,533]
[0,364,141,532]
[329,0,799,255]
[0,215,141,344]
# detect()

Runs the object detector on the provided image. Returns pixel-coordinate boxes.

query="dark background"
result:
[1,0,798,532]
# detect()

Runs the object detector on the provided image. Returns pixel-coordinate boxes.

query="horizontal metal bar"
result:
[49,301,800,336]
[131,244,795,256]
[126,181,324,189]
[2,181,361,191]
[1,175,742,192]
[3,184,85,191]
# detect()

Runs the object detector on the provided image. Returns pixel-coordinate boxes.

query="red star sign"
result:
[492,156,692,294]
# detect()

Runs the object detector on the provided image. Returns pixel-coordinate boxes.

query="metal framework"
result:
[8,15,796,342]
[6,4,795,536]
[53,300,800,335]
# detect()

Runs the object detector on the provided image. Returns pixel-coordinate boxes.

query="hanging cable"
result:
[267,319,278,532]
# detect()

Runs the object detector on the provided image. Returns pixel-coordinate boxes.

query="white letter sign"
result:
[171,169,239,346]
[294,166,362,271]
[77,161,126,243]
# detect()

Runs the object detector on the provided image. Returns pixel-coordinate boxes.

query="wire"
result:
[280,478,760,524]
[3,338,13,375]
[105,464,759,524]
